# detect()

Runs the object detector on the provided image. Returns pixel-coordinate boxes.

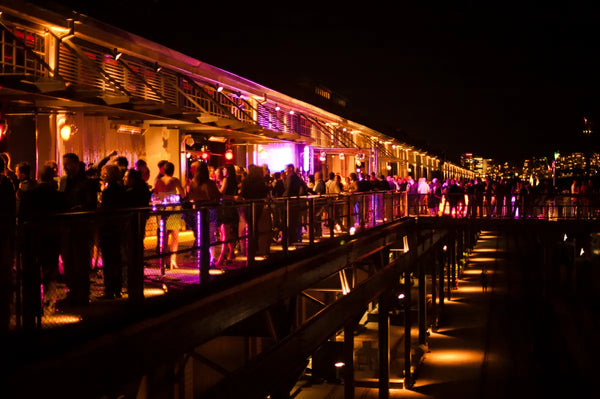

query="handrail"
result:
[4,189,600,333]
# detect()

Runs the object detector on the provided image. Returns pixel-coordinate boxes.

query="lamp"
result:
[319,152,326,162]
[224,149,234,162]
[112,48,122,61]
[275,105,280,111]
[57,114,76,141]
[0,119,7,140]
[154,62,162,73]
[339,153,345,160]
[216,85,224,93]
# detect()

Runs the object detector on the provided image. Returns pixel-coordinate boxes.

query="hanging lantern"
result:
[224,149,234,162]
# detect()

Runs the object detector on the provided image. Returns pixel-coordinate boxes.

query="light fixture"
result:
[112,48,122,61]
[116,124,143,134]
[200,149,210,161]
[319,152,326,162]
[339,153,345,160]
[275,105,280,111]
[208,136,227,143]
[224,149,234,162]
[216,85,224,93]
[57,114,76,141]
[60,124,72,141]
[0,119,7,140]
[154,62,162,73]
[289,110,294,115]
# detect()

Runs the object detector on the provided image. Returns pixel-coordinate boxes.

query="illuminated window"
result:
[315,87,331,100]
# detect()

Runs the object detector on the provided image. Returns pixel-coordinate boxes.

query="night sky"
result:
[32,1,600,164]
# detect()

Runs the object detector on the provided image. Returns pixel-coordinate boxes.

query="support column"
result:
[418,262,427,346]
[431,253,438,330]
[438,248,445,316]
[343,322,355,399]
[451,237,457,290]
[378,295,389,399]
[446,243,452,301]
[404,270,412,388]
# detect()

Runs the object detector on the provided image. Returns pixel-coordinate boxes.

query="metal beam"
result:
[199,228,448,399]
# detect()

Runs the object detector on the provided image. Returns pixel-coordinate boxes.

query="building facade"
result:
[0,1,473,184]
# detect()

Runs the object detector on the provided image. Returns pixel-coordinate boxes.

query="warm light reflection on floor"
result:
[427,349,483,365]
[43,314,82,325]
[471,248,501,253]
[468,257,497,263]
[144,288,166,298]
[462,269,494,275]
[209,269,226,275]
[456,285,487,294]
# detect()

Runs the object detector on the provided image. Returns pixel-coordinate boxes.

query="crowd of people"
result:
[1,148,598,330]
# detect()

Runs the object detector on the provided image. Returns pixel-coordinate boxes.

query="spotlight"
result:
[0,119,7,140]
[216,85,224,93]
[112,48,122,61]
[60,124,72,141]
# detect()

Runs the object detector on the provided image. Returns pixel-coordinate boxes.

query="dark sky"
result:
[34,1,600,164]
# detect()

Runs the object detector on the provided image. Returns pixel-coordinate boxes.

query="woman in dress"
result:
[187,161,221,265]
[153,161,185,269]
[215,163,239,266]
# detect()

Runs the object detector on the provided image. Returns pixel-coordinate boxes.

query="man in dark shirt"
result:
[282,164,308,245]
[0,156,16,332]
[58,153,98,307]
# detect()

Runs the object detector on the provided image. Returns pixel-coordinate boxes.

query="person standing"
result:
[215,164,239,266]
[98,165,127,299]
[0,155,16,332]
[153,161,185,269]
[282,164,308,245]
[240,164,270,255]
[187,161,221,265]
[58,153,98,307]
[481,267,488,293]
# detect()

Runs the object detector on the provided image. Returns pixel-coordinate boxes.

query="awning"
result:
[0,74,311,145]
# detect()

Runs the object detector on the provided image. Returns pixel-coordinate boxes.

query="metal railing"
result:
[2,191,408,332]
[4,190,600,332]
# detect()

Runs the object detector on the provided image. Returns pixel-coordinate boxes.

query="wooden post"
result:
[378,294,389,399]
[404,271,412,388]
[343,322,355,399]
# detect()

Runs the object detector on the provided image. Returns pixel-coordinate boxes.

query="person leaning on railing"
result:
[0,155,16,332]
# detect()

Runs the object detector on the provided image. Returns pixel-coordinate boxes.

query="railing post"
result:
[308,197,315,244]
[378,293,390,398]
[404,269,413,388]
[282,199,289,254]
[199,207,210,284]
[329,199,335,238]
[346,195,352,232]
[128,210,145,302]
[248,202,257,266]
[158,212,168,276]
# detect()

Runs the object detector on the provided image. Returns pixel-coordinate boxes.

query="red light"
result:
[464,153,473,157]
[0,120,7,139]
[201,151,209,161]
[224,149,234,161]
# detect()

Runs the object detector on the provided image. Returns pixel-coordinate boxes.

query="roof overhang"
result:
[0,74,312,145]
